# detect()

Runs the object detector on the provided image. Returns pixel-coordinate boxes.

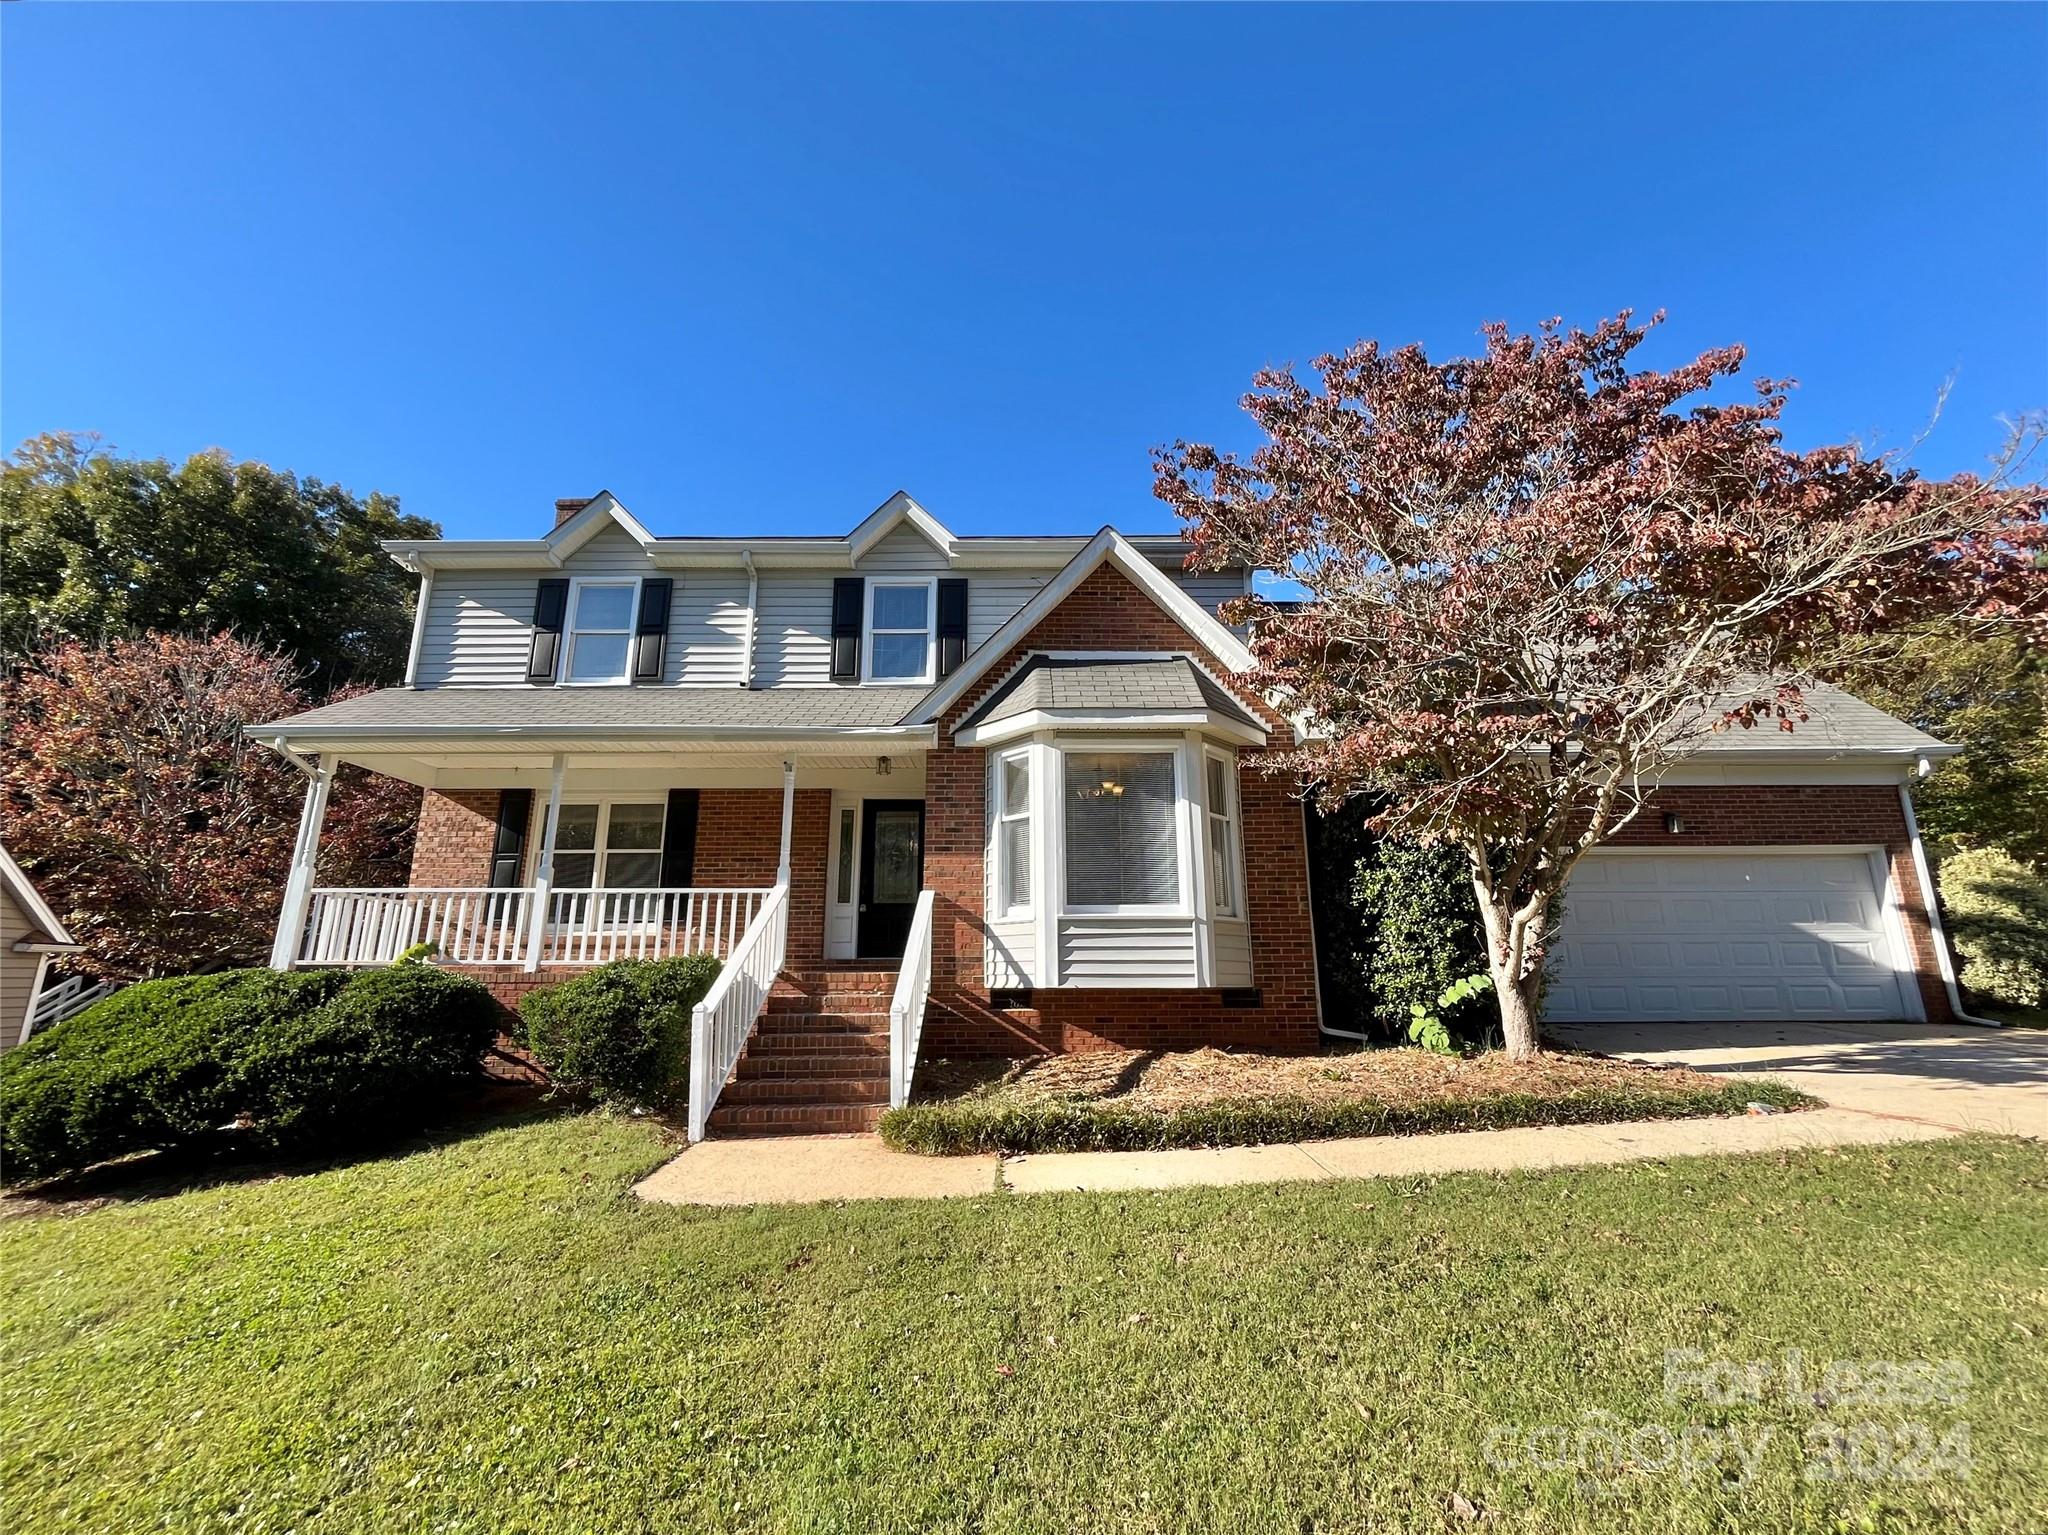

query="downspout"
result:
[1898,764,2002,1028]
[403,565,433,688]
[740,550,759,689]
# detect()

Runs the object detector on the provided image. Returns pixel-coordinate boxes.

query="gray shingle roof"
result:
[958,656,1263,732]
[1676,683,1956,757]
[253,685,933,737]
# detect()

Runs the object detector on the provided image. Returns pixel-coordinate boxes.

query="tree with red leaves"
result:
[0,632,417,980]
[1157,313,2046,1058]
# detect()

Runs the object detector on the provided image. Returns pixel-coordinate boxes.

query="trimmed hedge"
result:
[878,1078,1816,1156]
[515,954,721,1106]
[1,964,498,1183]
[1941,847,2048,1010]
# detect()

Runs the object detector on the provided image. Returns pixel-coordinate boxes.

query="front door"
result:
[857,799,924,959]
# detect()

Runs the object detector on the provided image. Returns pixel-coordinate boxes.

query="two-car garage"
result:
[1543,849,1921,1025]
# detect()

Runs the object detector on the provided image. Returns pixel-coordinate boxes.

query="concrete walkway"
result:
[1553,1020,2048,1139]
[634,1106,1955,1207]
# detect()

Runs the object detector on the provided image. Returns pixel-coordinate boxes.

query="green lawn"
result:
[3,1112,2043,1534]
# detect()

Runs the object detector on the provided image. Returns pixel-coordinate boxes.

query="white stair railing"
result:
[687,881,791,1142]
[24,975,115,1039]
[888,889,937,1108]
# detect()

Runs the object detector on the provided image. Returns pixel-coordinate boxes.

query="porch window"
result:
[564,581,638,684]
[1205,751,1241,918]
[866,581,933,683]
[551,801,666,889]
[995,749,1032,916]
[1062,751,1179,910]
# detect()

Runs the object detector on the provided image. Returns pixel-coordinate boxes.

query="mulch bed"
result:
[914,1044,1744,1113]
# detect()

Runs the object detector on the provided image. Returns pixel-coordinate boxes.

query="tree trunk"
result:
[1491,965,1543,1061]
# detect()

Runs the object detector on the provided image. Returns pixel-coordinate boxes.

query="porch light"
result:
[1664,812,1687,834]
[876,755,892,776]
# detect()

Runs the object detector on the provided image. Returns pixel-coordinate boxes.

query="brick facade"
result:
[1605,783,1952,1025]
[923,560,1324,1056]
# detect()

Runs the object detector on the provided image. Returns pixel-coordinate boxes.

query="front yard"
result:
[3,1110,2042,1534]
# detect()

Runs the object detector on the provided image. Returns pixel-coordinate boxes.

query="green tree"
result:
[1846,627,2048,867]
[1,432,437,692]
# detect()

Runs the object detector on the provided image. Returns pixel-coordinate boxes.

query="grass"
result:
[5,1112,2042,1534]
[881,1046,1817,1154]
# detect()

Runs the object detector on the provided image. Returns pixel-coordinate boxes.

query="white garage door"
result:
[1545,852,1912,1024]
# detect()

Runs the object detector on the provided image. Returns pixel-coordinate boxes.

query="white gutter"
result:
[245,722,936,745]
[1898,768,2002,1028]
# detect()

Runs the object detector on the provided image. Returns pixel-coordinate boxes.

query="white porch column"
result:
[776,757,796,886]
[523,754,567,972]
[268,757,335,970]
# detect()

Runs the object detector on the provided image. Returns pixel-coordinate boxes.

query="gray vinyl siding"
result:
[1212,918,1253,988]
[415,526,748,687]
[1,892,38,1051]
[985,920,1036,988]
[1056,917,1199,987]
[413,518,1248,691]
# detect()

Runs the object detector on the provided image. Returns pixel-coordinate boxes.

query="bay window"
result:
[866,581,934,683]
[564,580,638,684]
[994,750,1032,916]
[1063,751,1179,910]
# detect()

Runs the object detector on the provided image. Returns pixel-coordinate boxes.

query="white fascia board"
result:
[847,491,959,564]
[546,491,657,559]
[248,722,937,747]
[0,844,77,948]
[907,529,1259,726]
[956,709,1267,749]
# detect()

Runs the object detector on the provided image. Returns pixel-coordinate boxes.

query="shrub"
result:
[516,954,721,1106]
[1,964,496,1183]
[1941,847,2048,1009]
[1355,837,1490,1038]
[2,970,347,1181]
[880,1078,1815,1156]
[234,964,500,1146]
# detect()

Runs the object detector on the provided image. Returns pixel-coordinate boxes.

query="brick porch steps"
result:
[704,964,898,1137]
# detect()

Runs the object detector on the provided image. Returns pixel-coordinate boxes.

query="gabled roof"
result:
[953,655,1267,747]
[384,490,657,572]
[1,844,79,952]
[846,491,957,563]
[905,527,1258,725]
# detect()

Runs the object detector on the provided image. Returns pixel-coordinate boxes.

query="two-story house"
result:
[251,491,1970,1138]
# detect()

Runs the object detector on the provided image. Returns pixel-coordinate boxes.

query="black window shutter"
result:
[661,789,700,886]
[634,578,673,683]
[489,789,533,889]
[937,578,969,678]
[528,579,569,683]
[830,577,864,682]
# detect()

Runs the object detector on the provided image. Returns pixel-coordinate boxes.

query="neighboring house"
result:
[0,844,82,1051]
[250,491,1969,1137]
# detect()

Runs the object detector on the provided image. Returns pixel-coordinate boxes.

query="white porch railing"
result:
[687,880,791,1142]
[295,886,769,969]
[888,890,937,1108]
[25,974,115,1038]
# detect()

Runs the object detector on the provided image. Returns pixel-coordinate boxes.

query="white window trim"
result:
[544,796,668,890]
[561,576,643,687]
[1058,742,1188,916]
[992,747,1034,919]
[863,576,938,685]
[1204,746,1244,920]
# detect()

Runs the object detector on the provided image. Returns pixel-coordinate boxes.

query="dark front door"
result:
[857,799,924,959]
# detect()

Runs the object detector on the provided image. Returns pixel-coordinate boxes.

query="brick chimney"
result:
[554,496,594,529]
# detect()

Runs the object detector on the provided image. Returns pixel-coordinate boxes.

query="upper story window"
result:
[866,580,934,683]
[1063,750,1180,911]
[564,580,638,684]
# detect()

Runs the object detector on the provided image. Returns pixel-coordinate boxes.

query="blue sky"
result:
[4,4,2043,542]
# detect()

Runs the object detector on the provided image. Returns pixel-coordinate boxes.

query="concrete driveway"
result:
[1553,1020,2048,1139]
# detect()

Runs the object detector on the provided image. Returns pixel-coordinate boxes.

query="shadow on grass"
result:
[1,1081,591,1218]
